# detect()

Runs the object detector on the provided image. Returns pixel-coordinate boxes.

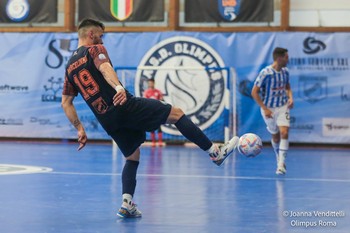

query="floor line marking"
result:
[49,171,350,183]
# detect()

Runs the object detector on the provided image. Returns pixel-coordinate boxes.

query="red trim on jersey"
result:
[88,44,111,70]
[62,75,78,96]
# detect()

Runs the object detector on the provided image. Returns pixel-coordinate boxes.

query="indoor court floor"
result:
[0,140,349,233]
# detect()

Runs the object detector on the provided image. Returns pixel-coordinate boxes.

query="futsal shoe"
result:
[210,136,239,166]
[276,163,287,175]
[117,203,142,218]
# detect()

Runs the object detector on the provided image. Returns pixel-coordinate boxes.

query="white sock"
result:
[122,193,133,208]
[271,139,279,162]
[278,139,289,166]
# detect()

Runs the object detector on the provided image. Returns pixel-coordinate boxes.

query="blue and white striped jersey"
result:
[254,65,290,108]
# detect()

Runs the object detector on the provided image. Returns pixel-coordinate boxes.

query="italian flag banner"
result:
[110,0,133,21]
[78,0,164,22]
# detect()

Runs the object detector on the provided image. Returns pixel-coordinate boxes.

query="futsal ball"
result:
[237,133,263,158]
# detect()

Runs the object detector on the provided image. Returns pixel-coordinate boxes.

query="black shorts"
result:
[108,97,171,157]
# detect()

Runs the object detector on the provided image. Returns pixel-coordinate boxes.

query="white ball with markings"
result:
[237,133,263,158]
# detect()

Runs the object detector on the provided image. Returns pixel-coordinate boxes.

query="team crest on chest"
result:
[135,36,227,135]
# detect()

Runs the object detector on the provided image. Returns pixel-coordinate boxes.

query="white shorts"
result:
[260,104,290,134]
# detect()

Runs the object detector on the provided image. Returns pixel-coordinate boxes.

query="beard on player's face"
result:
[90,28,104,45]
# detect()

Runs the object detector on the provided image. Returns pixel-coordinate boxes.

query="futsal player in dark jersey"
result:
[61,18,239,219]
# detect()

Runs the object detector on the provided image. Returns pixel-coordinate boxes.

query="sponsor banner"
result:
[0,32,349,143]
[323,118,350,137]
[78,0,164,22]
[185,0,274,23]
[0,0,57,23]
[237,32,350,144]
[0,33,108,139]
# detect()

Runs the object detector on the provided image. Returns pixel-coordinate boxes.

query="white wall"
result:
[290,0,350,26]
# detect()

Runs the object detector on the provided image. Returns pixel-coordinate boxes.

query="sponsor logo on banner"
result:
[135,36,227,135]
[45,38,78,69]
[289,37,349,72]
[6,0,30,22]
[0,84,28,93]
[110,0,133,21]
[341,85,350,101]
[218,0,241,21]
[290,116,314,133]
[303,37,326,54]
[323,118,350,136]
[0,117,23,125]
[298,76,327,103]
[42,77,63,102]
[30,117,60,127]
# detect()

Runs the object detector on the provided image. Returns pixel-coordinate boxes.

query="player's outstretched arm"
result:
[61,94,87,150]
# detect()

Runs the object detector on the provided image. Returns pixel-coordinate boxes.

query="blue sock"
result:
[175,115,212,151]
[122,160,139,196]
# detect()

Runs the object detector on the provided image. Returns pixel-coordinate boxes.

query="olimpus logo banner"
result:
[135,36,227,135]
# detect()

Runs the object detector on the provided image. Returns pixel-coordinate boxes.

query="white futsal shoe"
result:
[276,163,287,175]
[210,136,239,166]
[276,152,287,175]
[117,199,142,218]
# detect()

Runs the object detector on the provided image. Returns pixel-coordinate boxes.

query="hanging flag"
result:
[78,0,164,22]
[5,0,30,22]
[185,0,273,23]
[110,0,133,21]
[0,0,57,23]
[218,0,241,21]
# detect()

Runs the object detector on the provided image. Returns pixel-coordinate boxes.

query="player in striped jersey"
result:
[251,47,294,175]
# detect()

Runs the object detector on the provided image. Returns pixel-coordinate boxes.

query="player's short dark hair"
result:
[78,18,105,31]
[148,78,155,82]
[273,47,288,61]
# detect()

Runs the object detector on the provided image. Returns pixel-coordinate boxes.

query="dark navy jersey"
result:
[62,44,131,131]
